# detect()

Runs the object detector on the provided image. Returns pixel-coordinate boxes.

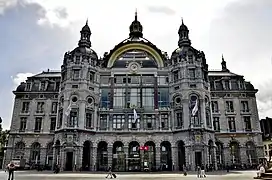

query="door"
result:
[195,152,202,167]
[66,152,73,171]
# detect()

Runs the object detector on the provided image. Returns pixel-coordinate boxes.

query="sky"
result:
[0,0,272,130]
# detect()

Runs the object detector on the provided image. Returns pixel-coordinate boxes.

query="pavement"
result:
[0,170,257,180]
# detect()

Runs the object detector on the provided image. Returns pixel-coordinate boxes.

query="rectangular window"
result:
[73,70,80,79]
[26,83,31,91]
[113,88,126,108]
[228,117,236,132]
[226,101,234,112]
[173,71,179,82]
[100,89,110,108]
[75,56,80,64]
[36,102,45,113]
[86,110,93,129]
[112,115,125,130]
[189,69,195,79]
[241,101,249,112]
[128,114,140,129]
[142,88,154,109]
[57,109,63,129]
[161,114,169,129]
[176,111,183,127]
[34,117,42,132]
[213,117,220,131]
[244,116,252,131]
[21,102,30,113]
[144,114,155,129]
[211,101,219,113]
[51,102,58,113]
[40,82,45,91]
[68,110,78,127]
[127,88,141,108]
[89,72,94,82]
[224,80,230,90]
[50,117,56,131]
[188,55,193,64]
[99,114,107,130]
[19,117,27,131]
[158,88,169,108]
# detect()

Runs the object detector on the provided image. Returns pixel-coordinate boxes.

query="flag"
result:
[65,102,72,116]
[192,100,198,116]
[132,109,138,123]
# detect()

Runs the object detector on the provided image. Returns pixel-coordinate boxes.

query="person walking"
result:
[197,165,201,178]
[6,161,16,180]
[105,165,113,178]
[200,164,206,178]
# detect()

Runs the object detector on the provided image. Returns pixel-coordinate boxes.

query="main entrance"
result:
[195,151,202,167]
[66,152,73,171]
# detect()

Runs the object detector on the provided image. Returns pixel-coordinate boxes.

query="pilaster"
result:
[171,146,178,171]
[155,146,161,170]
[92,146,97,171]
[108,146,113,166]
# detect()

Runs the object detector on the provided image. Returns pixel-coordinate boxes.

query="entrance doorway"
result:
[195,152,202,167]
[66,152,73,171]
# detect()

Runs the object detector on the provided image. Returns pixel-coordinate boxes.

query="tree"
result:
[0,117,8,169]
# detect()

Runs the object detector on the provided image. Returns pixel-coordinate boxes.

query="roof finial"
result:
[135,8,138,21]
[86,18,88,25]
[181,17,184,24]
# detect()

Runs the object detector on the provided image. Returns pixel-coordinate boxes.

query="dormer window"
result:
[40,82,45,91]
[75,56,80,64]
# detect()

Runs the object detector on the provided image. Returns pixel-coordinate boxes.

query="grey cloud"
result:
[54,7,68,19]
[147,6,176,15]
[0,0,18,14]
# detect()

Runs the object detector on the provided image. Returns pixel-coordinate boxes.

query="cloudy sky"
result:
[0,0,272,129]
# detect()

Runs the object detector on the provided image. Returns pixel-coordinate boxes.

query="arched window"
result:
[205,97,212,128]
[229,141,240,164]
[30,142,41,164]
[246,141,257,165]
[15,142,25,159]
[189,94,200,127]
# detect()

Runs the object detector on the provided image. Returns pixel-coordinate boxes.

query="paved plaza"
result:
[0,170,257,180]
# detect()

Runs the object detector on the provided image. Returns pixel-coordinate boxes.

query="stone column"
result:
[77,146,83,169]
[124,146,129,171]
[92,146,97,171]
[240,146,248,165]
[61,149,65,171]
[223,146,231,165]
[185,146,193,170]
[155,146,161,170]
[171,146,178,171]
[108,146,113,166]
[52,146,56,170]
[24,148,31,164]
[40,148,47,165]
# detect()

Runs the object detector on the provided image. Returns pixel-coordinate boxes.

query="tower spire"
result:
[78,20,92,47]
[135,8,137,21]
[129,10,143,38]
[221,54,229,71]
[178,18,191,47]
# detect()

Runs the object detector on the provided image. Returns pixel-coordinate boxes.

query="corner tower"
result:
[169,19,215,170]
[55,21,99,170]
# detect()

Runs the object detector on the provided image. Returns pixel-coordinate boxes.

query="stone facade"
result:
[4,14,263,171]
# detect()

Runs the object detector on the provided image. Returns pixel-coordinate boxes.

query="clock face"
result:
[129,62,140,73]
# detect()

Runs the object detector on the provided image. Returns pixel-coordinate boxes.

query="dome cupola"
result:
[129,10,143,38]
